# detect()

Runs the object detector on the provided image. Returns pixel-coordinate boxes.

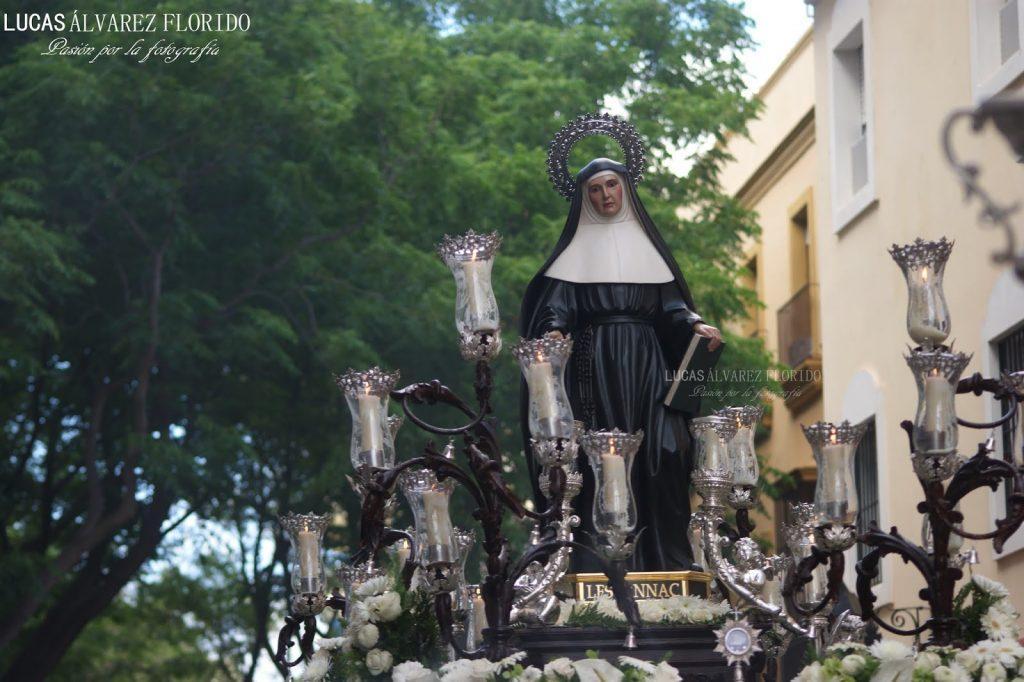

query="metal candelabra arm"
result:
[780,546,845,620]
[274,615,318,668]
[855,524,937,638]
[699,510,809,638]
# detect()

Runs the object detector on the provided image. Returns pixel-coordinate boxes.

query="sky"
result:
[741,0,813,91]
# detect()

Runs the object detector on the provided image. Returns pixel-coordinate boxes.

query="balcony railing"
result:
[777,283,814,368]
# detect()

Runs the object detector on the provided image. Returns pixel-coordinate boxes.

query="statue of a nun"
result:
[520,119,722,573]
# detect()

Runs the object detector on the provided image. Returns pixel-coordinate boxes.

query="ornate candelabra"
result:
[274,230,642,668]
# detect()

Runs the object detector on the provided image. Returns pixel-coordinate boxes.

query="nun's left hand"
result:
[693,322,723,351]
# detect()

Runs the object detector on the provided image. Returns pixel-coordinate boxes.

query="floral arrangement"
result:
[795,576,1024,682]
[294,585,733,680]
[557,594,731,628]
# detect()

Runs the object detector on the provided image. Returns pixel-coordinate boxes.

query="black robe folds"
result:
[519,158,705,573]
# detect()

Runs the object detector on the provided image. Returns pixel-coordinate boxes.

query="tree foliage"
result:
[0,0,769,677]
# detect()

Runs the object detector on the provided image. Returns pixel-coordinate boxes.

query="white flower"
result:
[958,648,983,673]
[794,661,824,682]
[366,591,403,623]
[841,654,866,674]
[571,657,625,682]
[354,575,395,598]
[543,657,575,680]
[991,639,1024,667]
[354,622,380,649]
[983,608,1022,641]
[440,658,497,681]
[365,648,393,676]
[933,664,972,682]
[651,662,682,682]
[498,652,528,668]
[916,651,943,672]
[981,661,1009,682]
[298,649,332,681]
[392,660,439,682]
[555,600,576,626]
[513,668,543,682]
[347,600,371,627]
[992,599,1020,618]
[593,596,627,621]
[317,635,348,651]
[638,600,669,623]
[870,639,914,661]
[974,576,1011,599]
[617,656,656,674]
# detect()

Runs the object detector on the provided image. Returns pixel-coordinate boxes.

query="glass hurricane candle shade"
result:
[717,406,763,487]
[281,512,330,595]
[400,468,458,566]
[451,528,476,614]
[906,349,972,457]
[921,508,964,556]
[512,336,575,441]
[802,421,867,527]
[889,237,954,348]
[784,503,829,609]
[465,584,487,649]
[580,429,643,538]
[436,230,502,337]
[337,367,400,472]
[690,416,738,477]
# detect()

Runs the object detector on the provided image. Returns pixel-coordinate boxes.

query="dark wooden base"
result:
[514,625,763,681]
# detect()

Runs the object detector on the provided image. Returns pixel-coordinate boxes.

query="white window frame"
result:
[970,0,1024,101]
[827,0,877,233]
[841,369,892,606]
[983,271,1024,557]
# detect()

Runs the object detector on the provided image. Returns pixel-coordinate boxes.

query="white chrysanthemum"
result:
[618,656,656,674]
[392,660,439,682]
[365,648,393,676]
[543,657,574,680]
[916,651,943,672]
[354,622,379,649]
[870,639,914,661]
[514,667,543,682]
[497,652,528,669]
[981,661,1009,681]
[346,600,370,627]
[366,591,403,623]
[991,639,1024,667]
[983,607,1022,641]
[317,635,347,651]
[593,596,627,621]
[439,657,497,682]
[957,647,983,673]
[571,658,625,682]
[651,661,682,682]
[353,574,395,598]
[841,654,866,674]
[638,600,669,623]
[975,576,1011,599]
[932,663,972,682]
[298,649,332,681]
[794,661,824,682]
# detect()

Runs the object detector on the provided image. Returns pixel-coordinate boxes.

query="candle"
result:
[357,392,384,467]
[394,539,411,567]
[819,440,850,521]
[923,372,953,434]
[527,360,559,424]
[461,256,489,324]
[472,593,487,645]
[601,451,629,517]
[296,529,320,583]
[909,322,947,346]
[702,429,728,471]
[423,490,453,546]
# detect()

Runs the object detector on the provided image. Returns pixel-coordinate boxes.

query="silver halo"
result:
[546,112,647,200]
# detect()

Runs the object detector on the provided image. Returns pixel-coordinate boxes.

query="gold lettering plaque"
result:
[568,570,713,602]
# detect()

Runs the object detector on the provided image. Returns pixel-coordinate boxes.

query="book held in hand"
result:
[663,334,724,414]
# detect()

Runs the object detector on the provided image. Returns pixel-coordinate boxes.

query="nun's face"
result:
[587,173,623,217]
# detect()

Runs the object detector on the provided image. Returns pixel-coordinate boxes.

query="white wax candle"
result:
[461,258,488,321]
[923,374,952,432]
[423,490,453,546]
[395,539,411,567]
[909,322,947,346]
[472,594,488,644]
[601,452,629,515]
[357,393,383,465]
[527,361,559,421]
[296,530,319,580]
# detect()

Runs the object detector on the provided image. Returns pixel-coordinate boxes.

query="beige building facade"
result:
[724,0,1024,626]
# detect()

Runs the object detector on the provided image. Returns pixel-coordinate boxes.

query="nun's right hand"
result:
[544,330,565,340]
